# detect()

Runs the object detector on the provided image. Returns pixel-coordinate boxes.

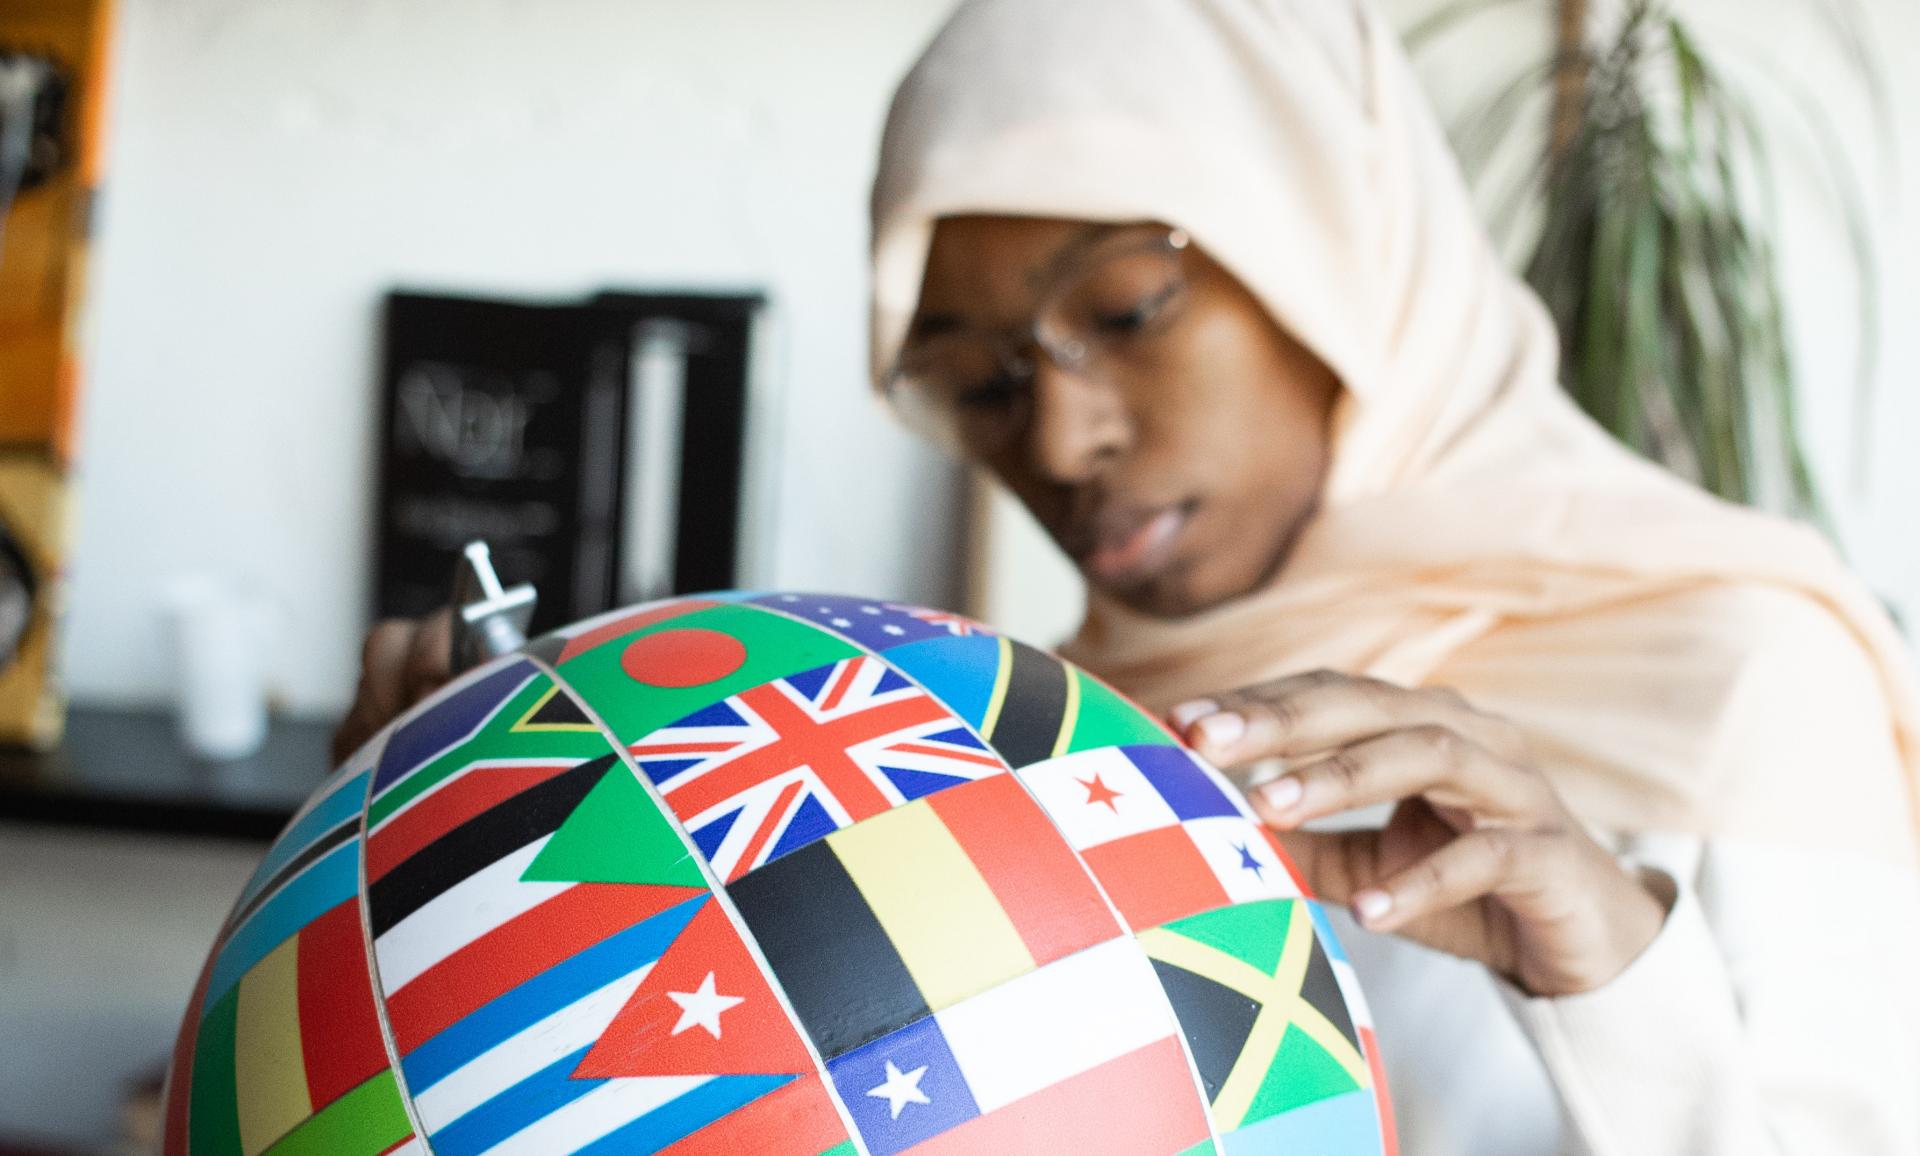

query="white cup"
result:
[164,576,276,761]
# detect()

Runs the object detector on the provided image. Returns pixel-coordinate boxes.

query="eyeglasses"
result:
[885,226,1192,460]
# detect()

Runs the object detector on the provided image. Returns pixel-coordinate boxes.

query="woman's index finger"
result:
[1178,670,1467,764]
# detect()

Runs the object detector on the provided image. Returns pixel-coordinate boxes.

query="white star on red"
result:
[668,971,745,1039]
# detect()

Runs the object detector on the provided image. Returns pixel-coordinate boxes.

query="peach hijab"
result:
[869,0,1920,853]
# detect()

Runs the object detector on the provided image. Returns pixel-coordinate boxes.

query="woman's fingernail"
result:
[1194,711,1245,750]
[1354,889,1392,925]
[1168,699,1218,730]
[1261,775,1302,812]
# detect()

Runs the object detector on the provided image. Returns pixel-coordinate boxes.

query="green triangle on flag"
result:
[1064,667,1180,754]
[1244,1022,1364,1124]
[367,670,615,830]
[1160,899,1295,977]
[522,764,707,888]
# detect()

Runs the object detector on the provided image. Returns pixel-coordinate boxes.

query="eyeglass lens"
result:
[892,232,1190,458]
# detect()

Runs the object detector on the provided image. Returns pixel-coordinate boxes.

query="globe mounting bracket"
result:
[449,539,538,673]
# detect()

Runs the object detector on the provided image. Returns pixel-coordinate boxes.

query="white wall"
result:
[62,0,964,718]
[974,0,1920,648]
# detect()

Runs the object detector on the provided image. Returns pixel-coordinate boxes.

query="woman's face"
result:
[905,214,1341,618]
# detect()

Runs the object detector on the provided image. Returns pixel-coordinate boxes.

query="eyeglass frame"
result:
[882,224,1194,458]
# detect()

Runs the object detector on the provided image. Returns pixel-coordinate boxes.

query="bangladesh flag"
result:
[556,603,861,746]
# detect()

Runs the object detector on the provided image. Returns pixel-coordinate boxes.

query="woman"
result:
[338,1,1920,1151]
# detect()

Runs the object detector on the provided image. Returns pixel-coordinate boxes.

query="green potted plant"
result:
[1409,0,1885,525]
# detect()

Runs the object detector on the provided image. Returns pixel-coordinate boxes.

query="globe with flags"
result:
[162,592,1397,1156]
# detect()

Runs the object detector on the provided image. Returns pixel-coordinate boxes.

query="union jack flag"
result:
[629,656,1010,880]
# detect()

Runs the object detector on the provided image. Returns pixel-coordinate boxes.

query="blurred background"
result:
[0,0,1915,1151]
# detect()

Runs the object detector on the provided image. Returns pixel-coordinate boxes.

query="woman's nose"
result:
[1025,358,1130,483]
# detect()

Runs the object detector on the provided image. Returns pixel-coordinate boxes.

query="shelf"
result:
[0,707,335,841]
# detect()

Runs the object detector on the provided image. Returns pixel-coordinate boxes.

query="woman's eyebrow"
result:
[1026,221,1121,291]
[908,220,1134,337]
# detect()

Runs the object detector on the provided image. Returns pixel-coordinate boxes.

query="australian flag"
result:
[750,592,990,652]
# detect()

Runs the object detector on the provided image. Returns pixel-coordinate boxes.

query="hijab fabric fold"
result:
[870,0,1920,852]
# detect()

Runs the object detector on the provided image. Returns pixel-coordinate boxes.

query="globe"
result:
[162,592,1395,1156]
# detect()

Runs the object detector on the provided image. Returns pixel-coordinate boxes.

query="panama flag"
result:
[1018,744,1305,931]
[629,655,1010,880]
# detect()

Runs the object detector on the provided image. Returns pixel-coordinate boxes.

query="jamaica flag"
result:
[1139,899,1371,1135]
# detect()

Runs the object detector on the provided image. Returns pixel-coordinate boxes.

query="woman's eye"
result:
[1093,282,1178,335]
[956,376,1023,410]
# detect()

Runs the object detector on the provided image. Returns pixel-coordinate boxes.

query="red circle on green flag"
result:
[621,628,748,687]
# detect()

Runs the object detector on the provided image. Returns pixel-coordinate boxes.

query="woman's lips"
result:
[1081,503,1192,585]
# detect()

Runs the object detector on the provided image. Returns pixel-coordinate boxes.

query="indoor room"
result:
[3,1,1917,1153]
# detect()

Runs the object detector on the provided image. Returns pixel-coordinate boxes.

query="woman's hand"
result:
[1169,670,1667,997]
[330,608,454,765]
